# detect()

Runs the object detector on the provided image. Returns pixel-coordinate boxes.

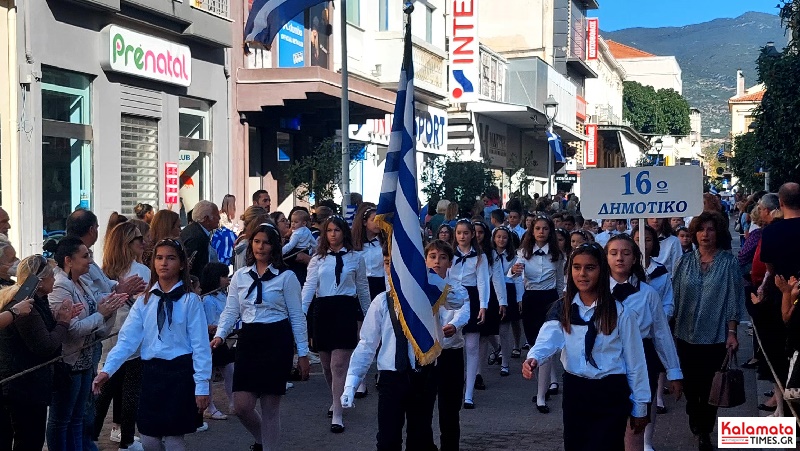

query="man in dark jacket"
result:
[180,200,220,278]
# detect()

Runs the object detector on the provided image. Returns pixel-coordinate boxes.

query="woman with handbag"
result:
[673,212,745,451]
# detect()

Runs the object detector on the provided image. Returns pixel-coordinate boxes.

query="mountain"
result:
[604,11,788,138]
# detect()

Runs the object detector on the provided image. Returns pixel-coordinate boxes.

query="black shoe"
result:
[698,433,713,451]
[500,366,510,377]
[251,444,263,451]
[536,404,550,414]
[354,388,368,399]
[764,390,774,397]
[742,358,759,369]
[547,382,559,396]
[488,351,500,366]
[474,374,486,390]
[758,403,777,412]
[330,424,345,434]
[463,400,475,409]
[511,348,521,358]
[327,409,333,418]
[522,343,530,350]
[656,406,667,415]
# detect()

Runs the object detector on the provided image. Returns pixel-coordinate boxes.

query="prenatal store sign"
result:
[101,26,192,87]
[580,166,703,219]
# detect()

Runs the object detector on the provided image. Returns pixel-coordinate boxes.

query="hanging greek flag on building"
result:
[375,13,449,365]
[546,130,566,164]
[245,0,327,48]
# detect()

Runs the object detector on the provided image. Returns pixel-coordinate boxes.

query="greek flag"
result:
[546,130,566,164]
[245,0,327,49]
[374,16,448,365]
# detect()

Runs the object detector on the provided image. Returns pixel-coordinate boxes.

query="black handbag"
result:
[708,349,746,408]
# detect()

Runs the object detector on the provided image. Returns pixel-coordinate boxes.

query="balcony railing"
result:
[192,0,228,18]
[413,44,444,90]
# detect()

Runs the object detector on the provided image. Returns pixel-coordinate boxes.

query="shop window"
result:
[121,115,159,215]
[346,0,359,26]
[378,0,389,31]
[179,98,212,212]
[41,67,92,235]
[425,6,433,44]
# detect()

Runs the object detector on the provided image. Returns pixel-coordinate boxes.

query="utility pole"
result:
[340,0,351,213]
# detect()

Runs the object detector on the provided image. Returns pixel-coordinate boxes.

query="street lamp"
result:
[543,95,559,197]
[654,137,663,166]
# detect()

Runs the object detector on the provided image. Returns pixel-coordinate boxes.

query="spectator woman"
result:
[428,200,449,236]
[0,256,75,450]
[134,203,155,225]
[444,201,459,228]
[219,194,242,234]
[47,237,127,450]
[672,212,745,451]
[436,224,455,247]
[142,210,182,267]
[269,212,291,244]
[95,222,151,449]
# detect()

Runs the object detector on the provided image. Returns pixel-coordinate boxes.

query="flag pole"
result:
[340,0,351,213]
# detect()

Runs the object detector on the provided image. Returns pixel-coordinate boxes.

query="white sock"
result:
[464,333,480,401]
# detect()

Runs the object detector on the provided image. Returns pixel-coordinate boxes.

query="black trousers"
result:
[0,396,48,451]
[376,366,438,451]
[436,348,464,451]
[676,339,727,435]
[93,358,142,446]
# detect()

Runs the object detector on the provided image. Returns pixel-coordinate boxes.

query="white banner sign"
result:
[580,166,703,219]
[101,25,192,87]
[448,0,479,103]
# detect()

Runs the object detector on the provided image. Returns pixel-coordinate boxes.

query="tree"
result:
[420,152,495,212]
[623,81,691,136]
[287,137,341,204]
[729,132,766,193]
[700,143,727,190]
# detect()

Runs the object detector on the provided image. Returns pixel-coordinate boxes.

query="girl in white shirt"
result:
[523,242,650,451]
[492,226,524,377]
[301,216,370,433]
[472,221,506,390]
[646,218,683,274]
[449,219,494,409]
[605,234,683,451]
[200,262,234,421]
[211,224,309,451]
[511,215,565,413]
[93,238,212,451]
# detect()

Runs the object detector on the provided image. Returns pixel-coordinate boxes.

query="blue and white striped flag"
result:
[375,15,448,365]
[546,130,566,164]
[245,0,327,49]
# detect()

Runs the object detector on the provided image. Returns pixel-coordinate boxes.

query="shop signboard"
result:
[587,18,599,60]
[555,173,578,184]
[165,162,179,205]
[585,124,598,167]
[349,105,447,154]
[101,26,192,87]
[449,0,478,103]
[278,15,305,68]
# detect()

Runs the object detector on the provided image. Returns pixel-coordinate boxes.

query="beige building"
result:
[728,69,764,137]
[606,40,682,94]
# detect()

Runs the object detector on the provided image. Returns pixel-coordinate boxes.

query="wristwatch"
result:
[8,306,20,322]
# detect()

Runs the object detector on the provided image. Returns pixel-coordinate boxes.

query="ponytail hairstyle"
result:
[491,226,517,263]
[316,215,354,257]
[472,220,493,265]
[562,242,617,335]
[144,238,191,304]
[519,215,560,262]
[134,203,154,220]
[245,223,287,269]
[454,218,482,265]
[632,224,661,259]
[605,233,646,283]
[351,202,378,251]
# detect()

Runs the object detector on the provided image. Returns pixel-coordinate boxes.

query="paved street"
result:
[95,335,762,451]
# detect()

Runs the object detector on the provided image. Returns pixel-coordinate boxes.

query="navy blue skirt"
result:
[137,354,198,437]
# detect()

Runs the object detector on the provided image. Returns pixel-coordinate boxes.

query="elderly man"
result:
[180,200,221,278]
[0,207,9,240]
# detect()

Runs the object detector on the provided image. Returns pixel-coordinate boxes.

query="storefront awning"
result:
[467,99,588,142]
[236,67,396,121]
[597,124,651,167]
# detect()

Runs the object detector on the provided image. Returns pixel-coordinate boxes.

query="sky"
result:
[596,0,780,31]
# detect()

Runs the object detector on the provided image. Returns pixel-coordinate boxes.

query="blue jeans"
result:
[47,369,92,451]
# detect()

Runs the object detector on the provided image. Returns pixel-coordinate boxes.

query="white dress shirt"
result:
[301,250,371,315]
[345,283,467,389]
[610,277,683,381]
[513,245,566,293]
[216,265,309,357]
[103,281,212,395]
[282,226,317,256]
[528,294,651,418]
[594,230,617,248]
[493,250,524,304]
[360,237,385,278]
[448,247,491,309]
[202,291,226,327]
[645,259,674,319]
[657,235,683,274]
